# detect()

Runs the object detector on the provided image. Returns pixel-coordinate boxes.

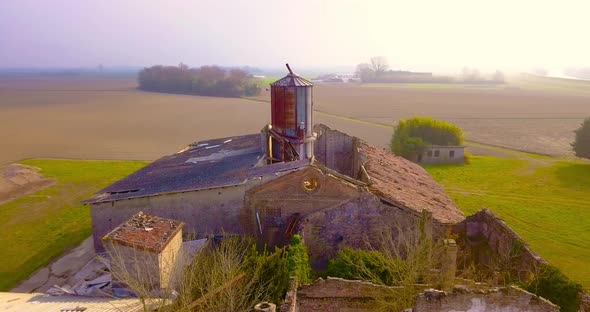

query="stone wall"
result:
[453,208,545,281]
[414,286,558,312]
[300,192,452,269]
[281,278,558,312]
[300,193,418,268]
[290,277,400,312]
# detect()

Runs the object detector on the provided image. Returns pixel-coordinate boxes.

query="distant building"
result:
[418,145,465,165]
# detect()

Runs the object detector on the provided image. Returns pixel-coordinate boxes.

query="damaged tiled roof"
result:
[359,142,464,224]
[82,133,309,204]
[103,212,184,253]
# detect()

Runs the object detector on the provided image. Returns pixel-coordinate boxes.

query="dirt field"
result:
[1,77,589,165]
[0,78,269,165]
[312,83,590,156]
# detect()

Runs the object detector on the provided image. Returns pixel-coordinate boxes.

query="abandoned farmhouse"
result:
[76,65,585,311]
[83,66,464,267]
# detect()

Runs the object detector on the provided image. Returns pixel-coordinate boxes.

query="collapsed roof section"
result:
[103,211,184,253]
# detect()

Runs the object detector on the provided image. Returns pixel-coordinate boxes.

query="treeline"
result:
[138,64,261,97]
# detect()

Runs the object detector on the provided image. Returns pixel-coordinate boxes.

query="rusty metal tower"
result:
[264,64,315,163]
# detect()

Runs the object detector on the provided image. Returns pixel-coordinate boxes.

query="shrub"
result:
[244,245,290,304]
[286,235,312,284]
[325,248,407,286]
[163,236,289,311]
[392,117,464,161]
[572,117,590,159]
[523,264,583,312]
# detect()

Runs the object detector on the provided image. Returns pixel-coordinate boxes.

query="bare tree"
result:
[369,56,389,76]
[355,63,374,82]
[492,70,505,83]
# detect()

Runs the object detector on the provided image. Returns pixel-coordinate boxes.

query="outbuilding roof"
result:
[103,212,185,253]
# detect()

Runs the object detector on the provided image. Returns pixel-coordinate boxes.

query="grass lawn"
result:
[425,156,590,289]
[0,159,146,291]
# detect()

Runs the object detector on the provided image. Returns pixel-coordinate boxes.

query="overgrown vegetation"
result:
[286,235,312,285]
[0,159,146,291]
[572,117,590,159]
[131,235,314,312]
[522,264,583,312]
[138,64,261,97]
[322,213,448,310]
[158,237,288,312]
[391,116,464,160]
[325,248,406,286]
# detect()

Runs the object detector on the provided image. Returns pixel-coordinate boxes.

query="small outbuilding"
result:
[103,212,184,291]
[418,145,465,165]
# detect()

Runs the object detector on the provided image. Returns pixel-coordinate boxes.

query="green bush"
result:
[523,264,583,312]
[244,245,290,305]
[392,117,464,160]
[286,235,312,284]
[572,117,590,159]
[325,248,406,286]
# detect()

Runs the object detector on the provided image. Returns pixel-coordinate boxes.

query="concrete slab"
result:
[37,276,67,292]
[51,237,95,277]
[10,267,49,293]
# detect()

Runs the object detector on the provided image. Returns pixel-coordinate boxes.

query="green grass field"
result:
[2,155,588,292]
[425,156,590,289]
[0,159,146,291]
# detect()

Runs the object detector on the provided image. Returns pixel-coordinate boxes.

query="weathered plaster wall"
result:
[414,286,558,312]
[105,241,160,290]
[158,230,182,289]
[453,209,545,281]
[91,177,274,252]
[420,146,465,165]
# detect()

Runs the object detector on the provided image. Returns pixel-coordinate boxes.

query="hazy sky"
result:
[1,0,588,72]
